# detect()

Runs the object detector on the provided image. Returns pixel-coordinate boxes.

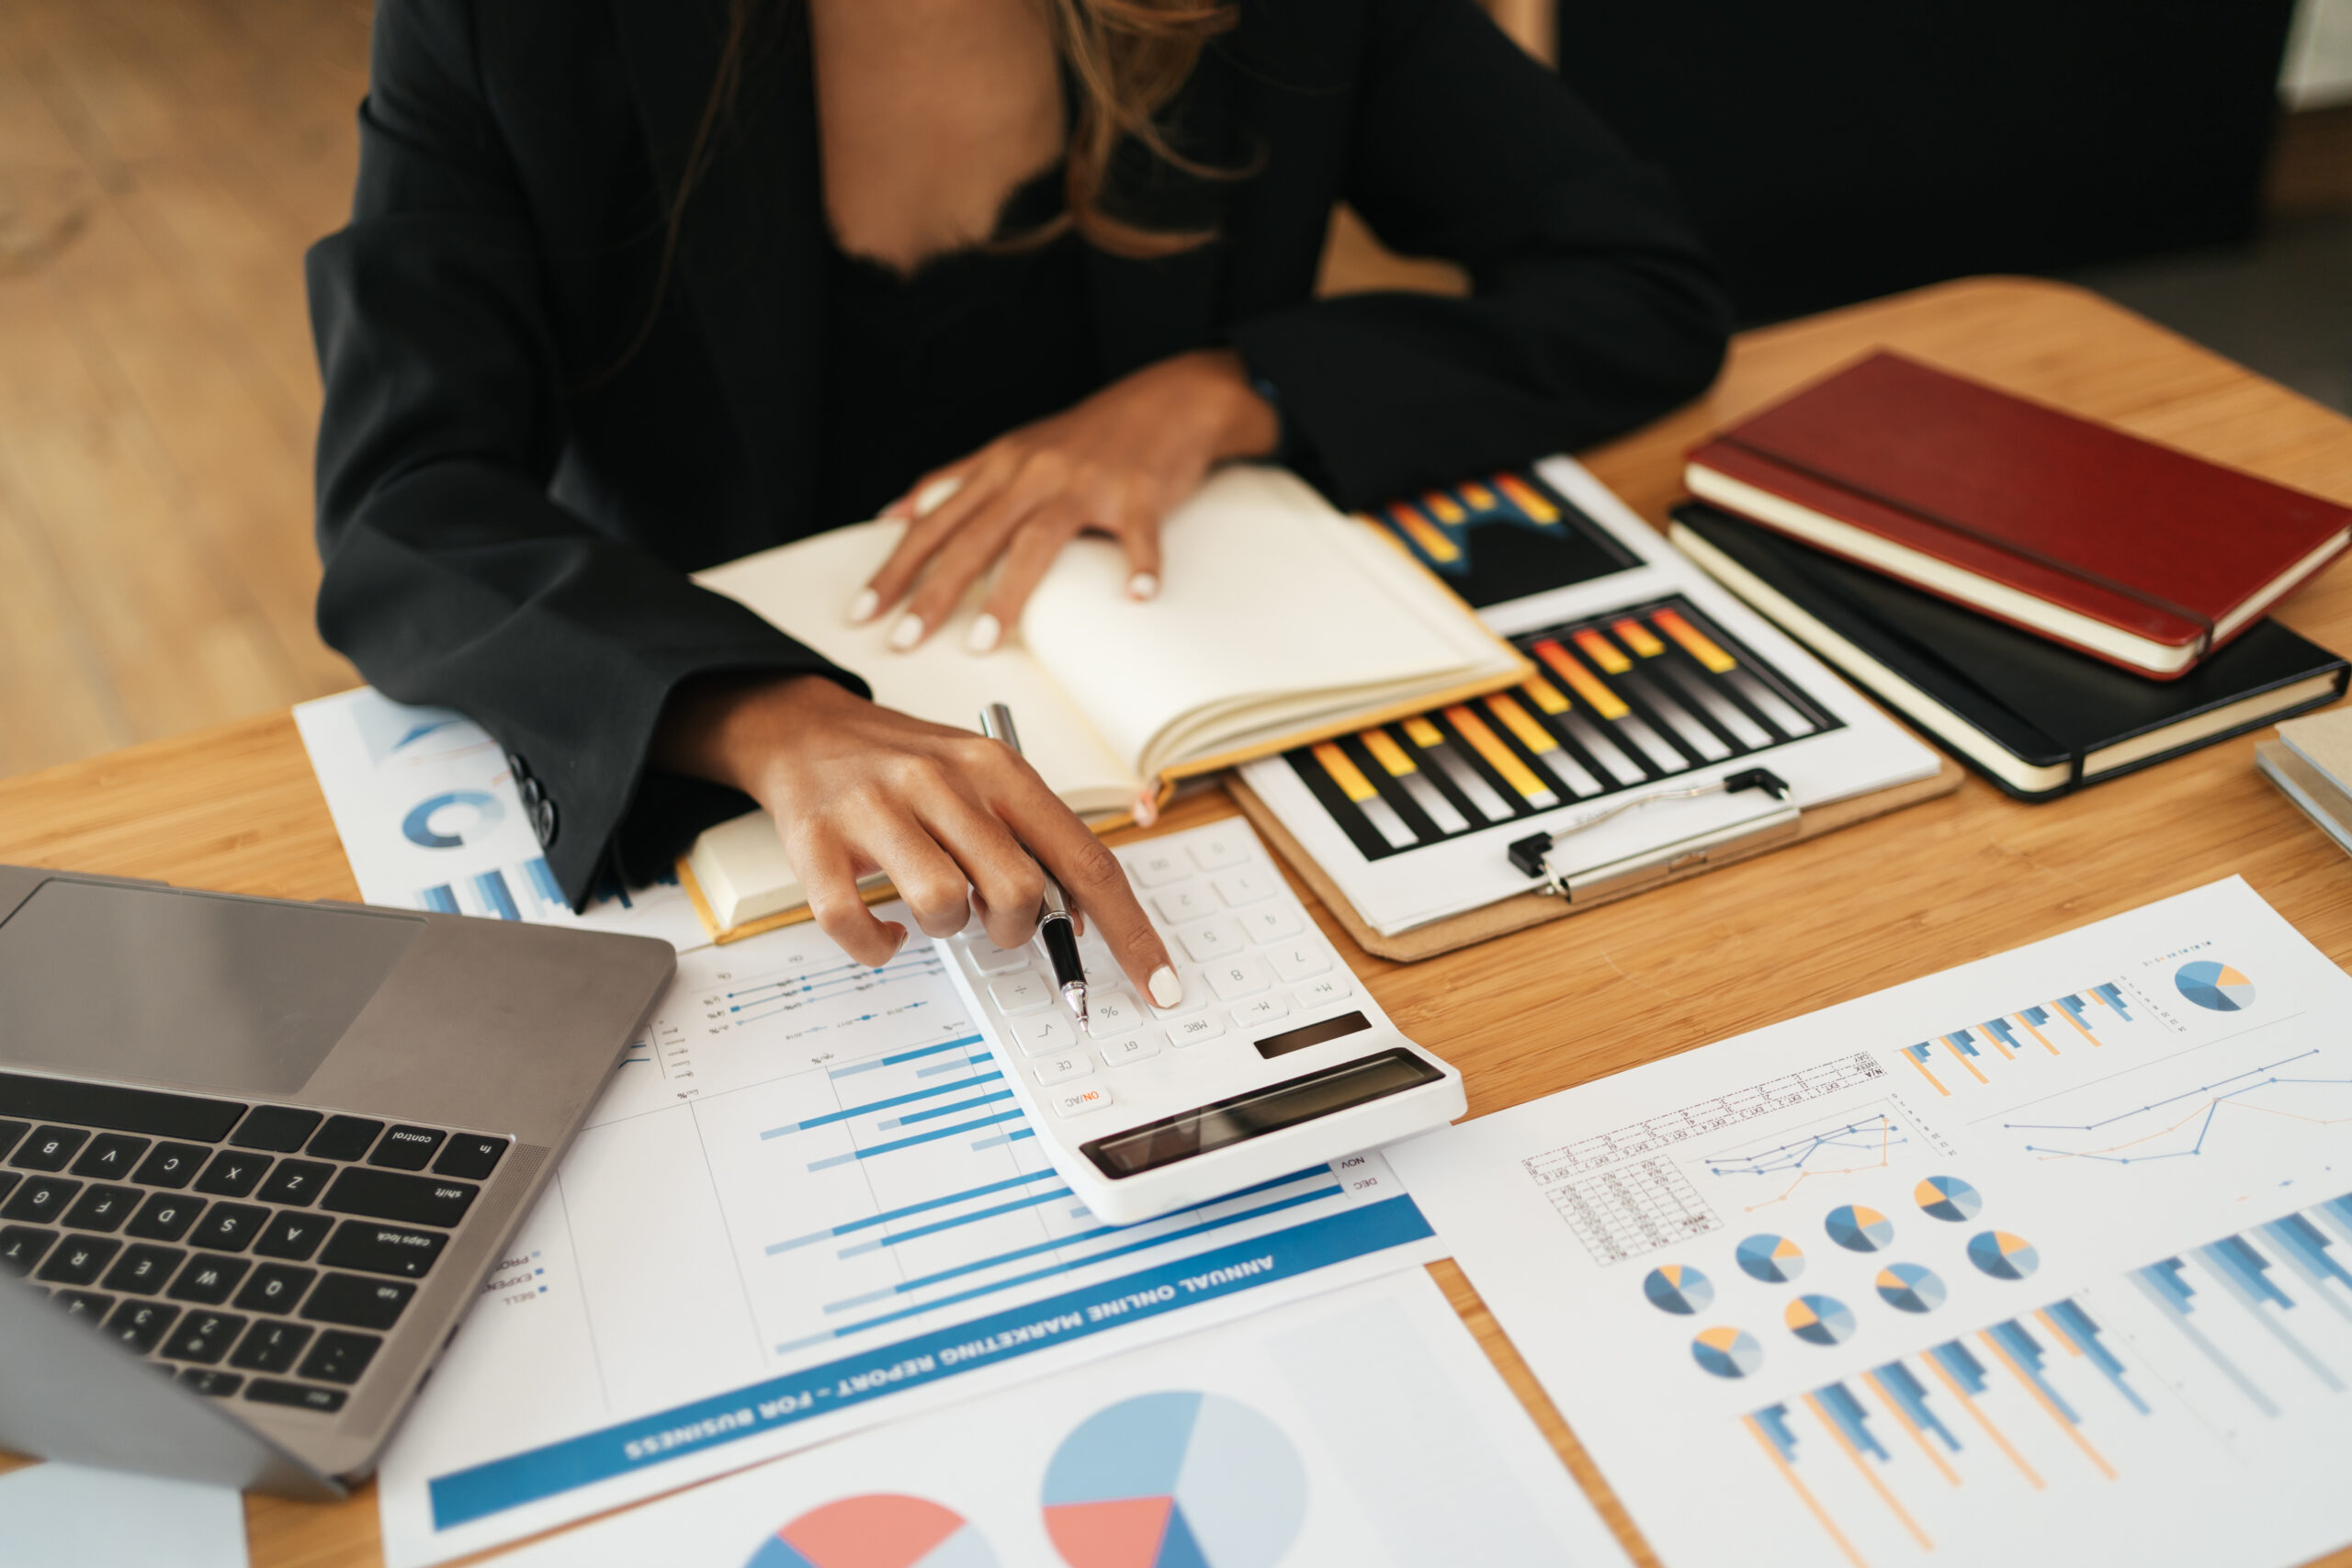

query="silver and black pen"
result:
[978,703,1089,1029]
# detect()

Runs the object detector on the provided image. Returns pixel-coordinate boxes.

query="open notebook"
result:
[684,465,1527,934]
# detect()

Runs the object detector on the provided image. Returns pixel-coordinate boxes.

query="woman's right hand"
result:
[654,673,1182,1008]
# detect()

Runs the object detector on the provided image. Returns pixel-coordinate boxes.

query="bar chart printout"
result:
[1283,593,1838,864]
[375,915,1438,1568]
[1388,878,2352,1568]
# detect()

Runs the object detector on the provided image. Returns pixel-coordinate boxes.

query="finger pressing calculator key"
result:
[939,819,1463,1224]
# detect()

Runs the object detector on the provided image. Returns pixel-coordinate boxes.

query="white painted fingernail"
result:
[1148,965,1182,1009]
[889,614,925,650]
[848,588,879,625]
[1132,792,1159,828]
[966,612,1001,654]
[913,475,965,517]
[1127,571,1159,601]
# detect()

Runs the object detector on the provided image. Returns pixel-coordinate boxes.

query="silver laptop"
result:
[0,864,674,1496]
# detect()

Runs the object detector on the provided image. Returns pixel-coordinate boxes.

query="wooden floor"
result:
[0,0,370,777]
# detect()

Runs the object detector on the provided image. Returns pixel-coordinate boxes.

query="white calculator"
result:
[938,818,1464,1224]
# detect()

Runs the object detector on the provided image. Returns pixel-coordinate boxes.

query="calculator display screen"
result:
[1080,1048,1443,1179]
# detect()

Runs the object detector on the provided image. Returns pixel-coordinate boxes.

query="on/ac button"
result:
[1051,1086,1112,1118]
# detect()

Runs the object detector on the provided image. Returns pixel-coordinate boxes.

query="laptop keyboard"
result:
[0,1071,505,1416]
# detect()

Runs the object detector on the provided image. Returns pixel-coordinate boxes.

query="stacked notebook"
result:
[2260,709,2352,856]
[1673,354,2351,797]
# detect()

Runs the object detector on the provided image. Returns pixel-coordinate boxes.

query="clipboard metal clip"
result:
[1506,768,1798,902]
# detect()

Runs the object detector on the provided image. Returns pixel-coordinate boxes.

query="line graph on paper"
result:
[1698,1100,1952,1213]
[2004,1047,2352,1168]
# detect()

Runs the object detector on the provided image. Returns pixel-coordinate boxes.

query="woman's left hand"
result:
[849,347,1279,654]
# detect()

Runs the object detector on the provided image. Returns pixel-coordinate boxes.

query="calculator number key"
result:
[1185,832,1250,872]
[1212,868,1275,906]
[1204,954,1274,1001]
[1238,906,1305,944]
[1176,918,1249,964]
[1265,941,1331,982]
[1149,884,1217,925]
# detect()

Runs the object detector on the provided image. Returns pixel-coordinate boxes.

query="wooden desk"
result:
[6,276,2352,1568]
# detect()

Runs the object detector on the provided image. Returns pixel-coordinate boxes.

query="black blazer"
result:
[307,0,1730,907]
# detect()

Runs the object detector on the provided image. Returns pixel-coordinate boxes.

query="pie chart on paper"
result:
[1874,1263,1949,1314]
[1825,1204,1894,1253]
[1691,1325,1764,1379]
[1645,1263,1715,1315]
[744,1495,996,1568]
[1042,1392,1306,1568]
[1785,1293,1858,1347]
[1969,1230,2041,1281]
[2176,961,2255,1012]
[1736,1234,1806,1283]
[1914,1176,1983,1224]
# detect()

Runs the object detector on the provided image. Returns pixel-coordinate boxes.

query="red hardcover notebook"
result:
[1683,351,2352,678]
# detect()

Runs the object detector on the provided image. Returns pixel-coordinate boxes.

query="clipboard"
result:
[1229,755,1964,963]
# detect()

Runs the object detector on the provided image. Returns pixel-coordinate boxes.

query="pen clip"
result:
[1506,768,1797,900]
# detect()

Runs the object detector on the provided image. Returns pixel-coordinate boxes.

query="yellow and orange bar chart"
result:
[1284,595,1837,863]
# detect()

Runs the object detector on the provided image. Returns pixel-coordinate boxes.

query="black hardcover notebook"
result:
[1668,502,2348,799]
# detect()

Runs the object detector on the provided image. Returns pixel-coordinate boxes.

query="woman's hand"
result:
[654,673,1182,1006]
[849,347,1279,654]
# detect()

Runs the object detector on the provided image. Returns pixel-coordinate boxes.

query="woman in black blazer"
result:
[308,0,1728,1000]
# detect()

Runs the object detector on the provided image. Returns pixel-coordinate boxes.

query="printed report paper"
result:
[1389,878,2352,1568]
[485,1269,1629,1568]
[376,912,1440,1566]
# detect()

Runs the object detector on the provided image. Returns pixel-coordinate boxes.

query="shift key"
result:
[320,1168,478,1229]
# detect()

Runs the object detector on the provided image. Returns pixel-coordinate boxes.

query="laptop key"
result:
[12,1126,88,1172]
[433,1134,508,1180]
[0,1172,16,1206]
[131,1142,209,1190]
[35,1235,119,1287]
[298,1329,382,1385]
[182,1369,245,1398]
[244,1378,345,1414]
[188,1202,268,1253]
[254,1211,329,1262]
[368,1125,445,1170]
[305,1116,384,1163]
[230,1106,323,1153]
[0,1120,27,1161]
[231,1319,315,1374]
[194,1150,272,1199]
[164,1311,248,1365]
[53,1290,113,1323]
[322,1220,447,1280]
[71,1134,151,1180]
[321,1168,478,1228]
[255,1159,333,1207]
[124,1192,205,1243]
[301,1272,414,1330]
[103,1243,186,1295]
[62,1183,141,1233]
[233,1263,317,1314]
[2,1175,79,1224]
[105,1299,180,1354]
[167,1254,251,1305]
[0,1224,58,1275]
[0,1072,245,1143]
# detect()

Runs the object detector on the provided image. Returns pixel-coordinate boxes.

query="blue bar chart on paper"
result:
[373,910,1434,1568]
[1388,879,2352,1568]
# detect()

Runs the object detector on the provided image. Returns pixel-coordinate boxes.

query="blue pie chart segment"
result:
[2176,961,2255,1012]
[1914,1176,1983,1224]
[1875,1263,1948,1314]
[1042,1392,1306,1568]
[1786,1294,1857,1346]
[1645,1264,1715,1315]
[401,789,504,850]
[1736,1234,1806,1283]
[1970,1231,2041,1281]
[1825,1204,1894,1253]
[1692,1326,1764,1379]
